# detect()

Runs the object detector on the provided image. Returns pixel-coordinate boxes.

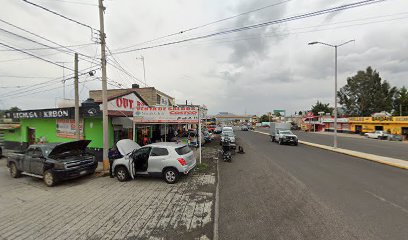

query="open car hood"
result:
[48,140,91,158]
[117,139,140,156]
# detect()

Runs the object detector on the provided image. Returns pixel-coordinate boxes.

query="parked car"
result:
[112,140,196,184]
[171,131,204,147]
[364,131,389,139]
[222,126,234,134]
[7,140,97,187]
[214,126,222,134]
[240,125,249,131]
[220,131,236,148]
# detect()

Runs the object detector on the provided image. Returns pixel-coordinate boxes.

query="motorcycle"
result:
[221,137,232,162]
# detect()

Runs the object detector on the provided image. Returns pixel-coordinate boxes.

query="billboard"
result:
[133,106,199,124]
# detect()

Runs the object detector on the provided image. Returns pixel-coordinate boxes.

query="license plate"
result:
[80,170,87,175]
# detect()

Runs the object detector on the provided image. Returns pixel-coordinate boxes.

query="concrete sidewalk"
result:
[254,130,408,170]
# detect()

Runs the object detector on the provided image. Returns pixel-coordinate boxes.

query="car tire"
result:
[163,168,179,184]
[9,162,22,178]
[294,142,298,146]
[115,166,129,182]
[43,170,56,187]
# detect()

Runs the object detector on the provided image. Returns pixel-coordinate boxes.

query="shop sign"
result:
[56,119,84,139]
[133,106,199,123]
[395,117,408,121]
[372,116,392,121]
[157,94,169,106]
[108,92,145,111]
[6,108,71,119]
[321,118,349,123]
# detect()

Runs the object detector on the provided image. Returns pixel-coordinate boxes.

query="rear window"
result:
[150,147,169,156]
[175,145,192,155]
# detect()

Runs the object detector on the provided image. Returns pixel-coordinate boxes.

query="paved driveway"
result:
[0,158,215,240]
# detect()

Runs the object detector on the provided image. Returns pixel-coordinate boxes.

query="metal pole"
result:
[141,56,146,87]
[400,104,402,116]
[62,63,66,99]
[334,46,338,149]
[74,53,80,140]
[198,106,202,164]
[98,0,109,171]
[164,124,167,142]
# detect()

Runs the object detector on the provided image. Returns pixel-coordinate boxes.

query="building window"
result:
[156,94,161,104]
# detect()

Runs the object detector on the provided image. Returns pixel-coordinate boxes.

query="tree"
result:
[393,86,408,116]
[259,114,269,122]
[338,67,397,116]
[311,101,333,116]
[9,106,21,112]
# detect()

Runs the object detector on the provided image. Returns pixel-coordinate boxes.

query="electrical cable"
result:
[0,41,74,70]
[112,0,293,52]
[0,43,94,52]
[21,0,99,32]
[112,0,386,55]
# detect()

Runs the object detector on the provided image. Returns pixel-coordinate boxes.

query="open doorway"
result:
[375,126,384,131]
[27,127,36,145]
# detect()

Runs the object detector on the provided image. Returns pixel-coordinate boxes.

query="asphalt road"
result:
[256,128,408,160]
[218,130,408,240]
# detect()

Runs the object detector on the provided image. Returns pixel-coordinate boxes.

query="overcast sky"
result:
[0,0,407,115]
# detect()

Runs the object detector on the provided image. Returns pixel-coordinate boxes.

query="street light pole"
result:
[308,40,354,148]
[136,56,147,87]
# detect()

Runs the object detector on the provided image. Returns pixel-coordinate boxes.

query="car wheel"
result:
[115,166,129,182]
[43,170,56,187]
[294,142,298,146]
[163,168,179,184]
[279,139,283,145]
[9,162,22,178]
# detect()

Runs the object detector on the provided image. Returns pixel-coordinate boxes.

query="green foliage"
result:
[259,114,269,122]
[311,101,333,116]
[393,86,408,116]
[338,67,397,116]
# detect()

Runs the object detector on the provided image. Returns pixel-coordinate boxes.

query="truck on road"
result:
[270,122,299,146]
[7,140,98,187]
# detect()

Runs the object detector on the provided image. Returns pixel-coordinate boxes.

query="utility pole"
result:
[136,55,147,86]
[56,62,67,98]
[74,53,80,140]
[400,104,403,116]
[98,0,109,171]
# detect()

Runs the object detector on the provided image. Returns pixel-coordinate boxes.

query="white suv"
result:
[112,140,196,184]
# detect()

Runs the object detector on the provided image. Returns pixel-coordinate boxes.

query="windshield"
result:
[41,145,56,157]
[175,145,192,155]
[224,132,234,137]
[280,130,293,135]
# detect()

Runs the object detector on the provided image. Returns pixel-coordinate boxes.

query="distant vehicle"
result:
[364,131,389,140]
[222,126,234,134]
[172,131,204,147]
[207,125,216,132]
[275,130,298,146]
[112,140,196,184]
[7,140,97,187]
[240,125,249,131]
[221,131,235,144]
[214,127,222,134]
[270,122,298,146]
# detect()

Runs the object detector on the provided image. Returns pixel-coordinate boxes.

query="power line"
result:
[0,18,98,63]
[112,0,386,55]
[0,68,100,99]
[112,0,292,52]
[21,0,98,32]
[0,43,94,52]
[38,0,98,7]
[0,41,74,70]
[0,75,57,79]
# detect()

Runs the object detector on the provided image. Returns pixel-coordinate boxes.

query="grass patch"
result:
[196,163,209,172]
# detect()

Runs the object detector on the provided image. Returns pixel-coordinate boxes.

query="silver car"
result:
[112,140,196,184]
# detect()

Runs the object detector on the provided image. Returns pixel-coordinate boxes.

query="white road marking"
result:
[365,190,408,215]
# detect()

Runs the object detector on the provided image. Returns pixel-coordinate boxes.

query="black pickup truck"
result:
[7,140,97,187]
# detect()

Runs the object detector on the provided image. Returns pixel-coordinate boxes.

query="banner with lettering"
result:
[133,106,199,124]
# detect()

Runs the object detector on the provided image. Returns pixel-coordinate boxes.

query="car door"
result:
[30,148,45,175]
[133,147,151,173]
[22,148,34,172]
[148,147,169,173]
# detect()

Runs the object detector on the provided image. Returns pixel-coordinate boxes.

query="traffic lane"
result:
[256,128,408,160]
[219,136,367,240]
[232,130,408,240]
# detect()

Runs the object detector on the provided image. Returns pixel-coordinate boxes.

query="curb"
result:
[253,130,408,170]
[213,159,220,240]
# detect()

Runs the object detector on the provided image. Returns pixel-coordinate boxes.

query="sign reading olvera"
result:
[133,106,199,124]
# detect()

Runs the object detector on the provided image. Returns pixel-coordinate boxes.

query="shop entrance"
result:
[27,127,36,145]
[402,127,408,140]
[375,126,384,131]
[355,125,362,134]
